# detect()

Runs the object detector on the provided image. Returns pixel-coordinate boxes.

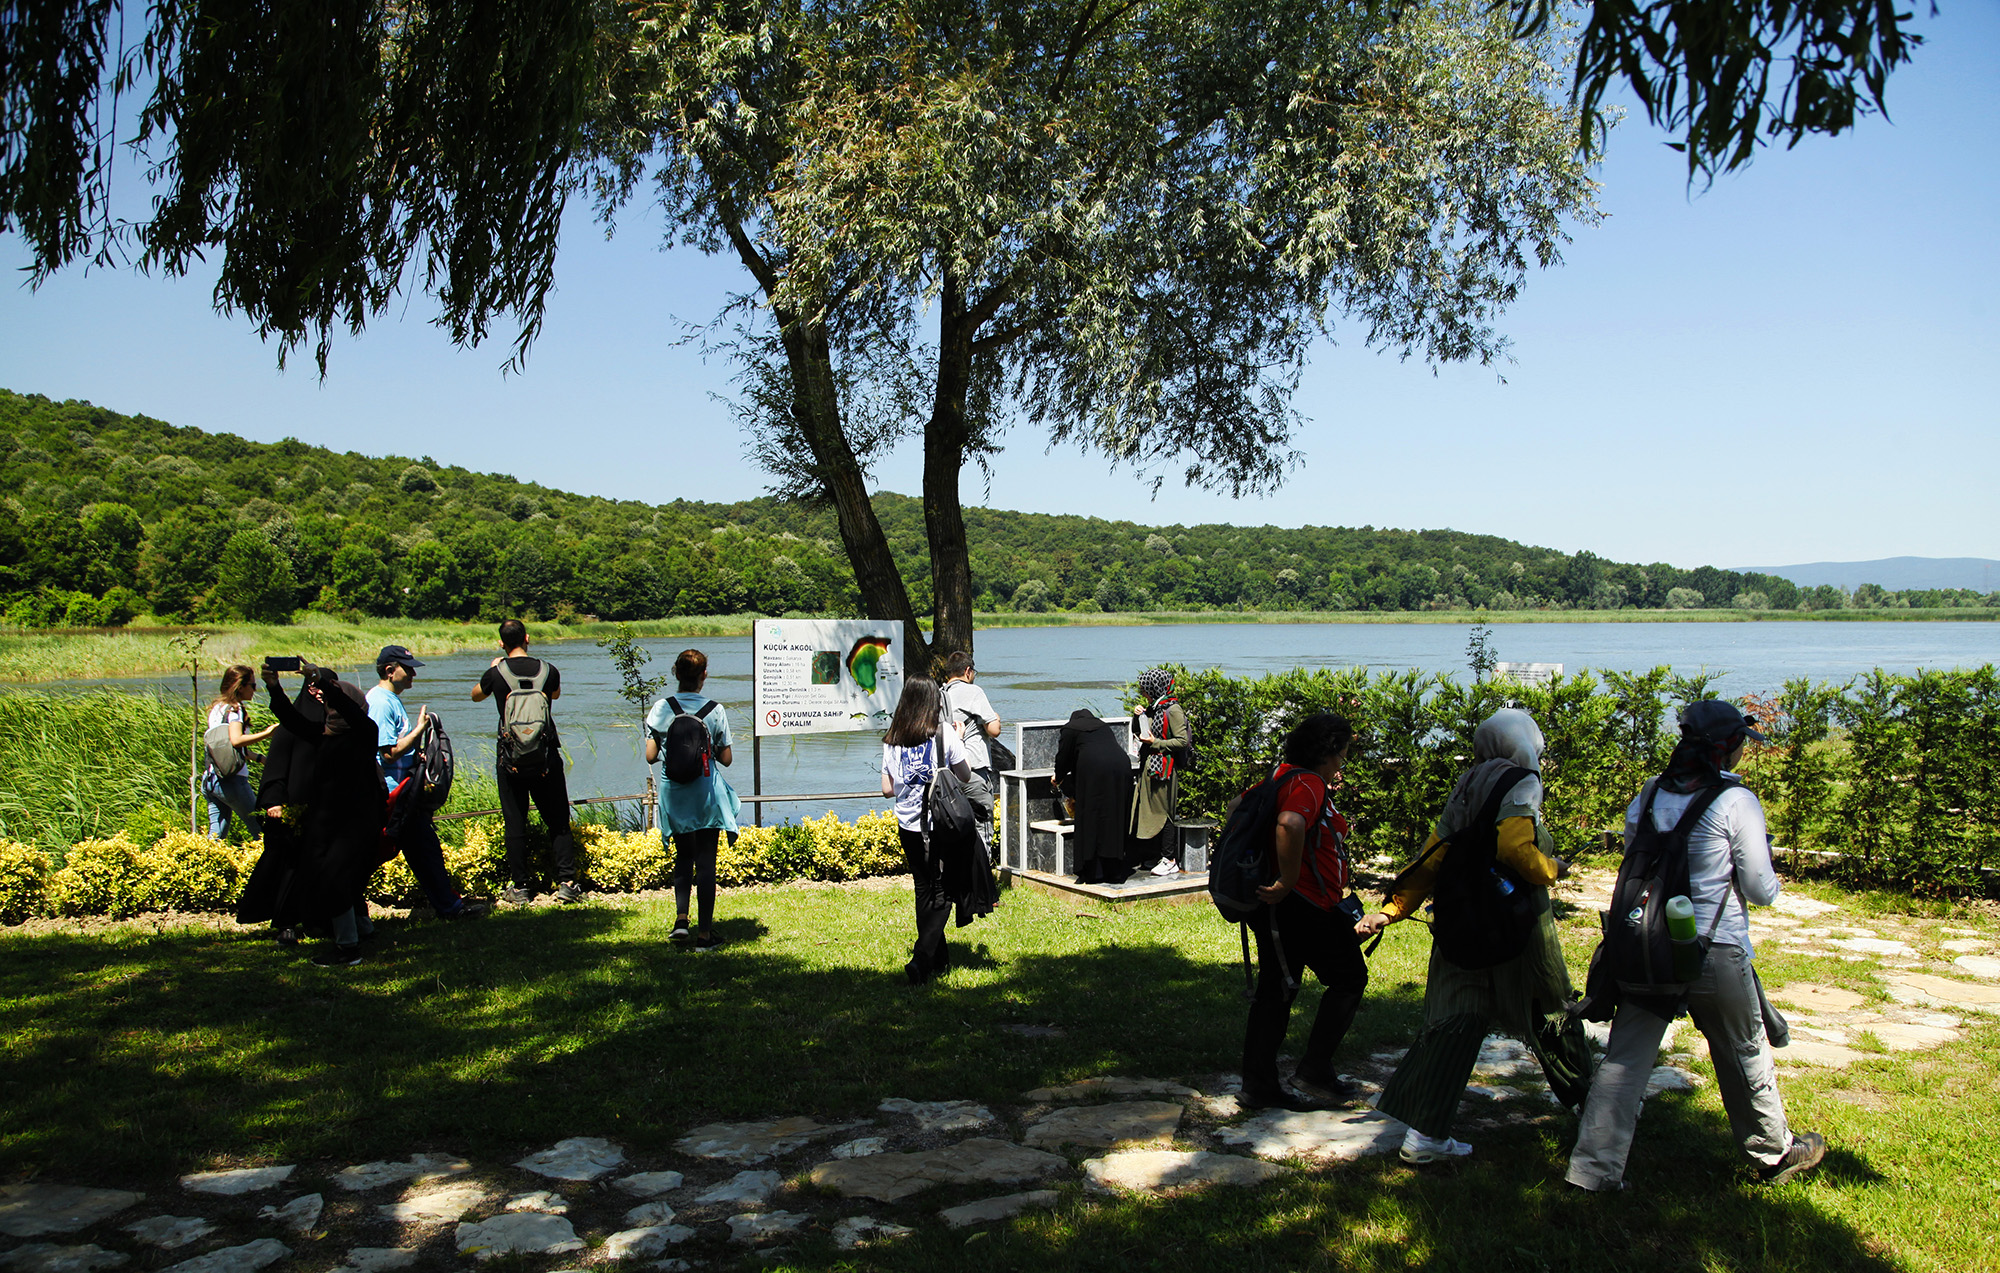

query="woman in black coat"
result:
[236,664,387,965]
[1053,710,1134,884]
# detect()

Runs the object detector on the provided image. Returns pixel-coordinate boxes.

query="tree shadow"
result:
[0,898,1911,1272]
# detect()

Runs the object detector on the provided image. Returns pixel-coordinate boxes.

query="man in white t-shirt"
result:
[1567,700,1823,1191]
[940,651,1001,858]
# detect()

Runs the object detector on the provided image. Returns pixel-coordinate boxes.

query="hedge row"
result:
[1158,662,2000,895]
[0,811,907,925]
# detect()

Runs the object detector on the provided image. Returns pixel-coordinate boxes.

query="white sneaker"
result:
[1150,857,1180,877]
[1400,1130,1473,1164]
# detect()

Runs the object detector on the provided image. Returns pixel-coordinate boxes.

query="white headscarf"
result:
[1434,708,1546,839]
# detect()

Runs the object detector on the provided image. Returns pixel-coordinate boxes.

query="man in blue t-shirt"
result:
[368,645,479,920]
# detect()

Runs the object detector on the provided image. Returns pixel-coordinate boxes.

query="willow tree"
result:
[616,0,1598,661]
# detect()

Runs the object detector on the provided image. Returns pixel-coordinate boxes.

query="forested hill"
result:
[2,389,1988,627]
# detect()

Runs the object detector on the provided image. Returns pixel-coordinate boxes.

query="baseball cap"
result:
[1679,699,1765,744]
[376,644,425,671]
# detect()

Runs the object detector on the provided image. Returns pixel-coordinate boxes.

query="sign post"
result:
[750,619,905,825]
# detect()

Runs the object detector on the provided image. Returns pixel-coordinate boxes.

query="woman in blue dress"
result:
[645,648,741,951]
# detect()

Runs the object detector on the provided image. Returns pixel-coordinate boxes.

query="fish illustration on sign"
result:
[845,636,891,692]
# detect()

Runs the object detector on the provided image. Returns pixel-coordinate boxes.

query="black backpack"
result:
[1579,778,1738,1015]
[660,696,718,784]
[1388,765,1538,970]
[1208,767,1326,996]
[921,735,979,849]
[409,715,455,815]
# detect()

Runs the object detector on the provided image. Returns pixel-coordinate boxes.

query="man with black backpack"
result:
[368,645,480,919]
[1565,701,1824,1192]
[471,620,582,905]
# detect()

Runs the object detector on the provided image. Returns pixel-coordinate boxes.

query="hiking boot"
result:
[1400,1130,1473,1164]
[1239,1082,1324,1112]
[554,881,584,904]
[311,944,363,968]
[1292,1063,1360,1103]
[501,886,533,906]
[1758,1131,1826,1185]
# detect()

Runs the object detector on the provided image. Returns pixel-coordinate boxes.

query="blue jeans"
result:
[203,771,262,839]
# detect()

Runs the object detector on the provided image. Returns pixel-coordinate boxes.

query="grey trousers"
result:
[1566,942,1790,1190]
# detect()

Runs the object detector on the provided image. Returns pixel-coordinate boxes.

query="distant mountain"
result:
[1735,558,2000,593]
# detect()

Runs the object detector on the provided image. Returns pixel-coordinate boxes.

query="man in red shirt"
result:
[1241,712,1370,1110]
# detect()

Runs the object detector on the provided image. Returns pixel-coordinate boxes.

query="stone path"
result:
[4,871,1992,1267]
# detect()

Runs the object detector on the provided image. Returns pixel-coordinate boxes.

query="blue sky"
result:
[2,6,1995,573]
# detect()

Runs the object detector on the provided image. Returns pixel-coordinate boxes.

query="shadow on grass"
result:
[0,899,1903,1272]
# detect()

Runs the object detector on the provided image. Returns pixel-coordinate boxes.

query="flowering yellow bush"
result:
[444,819,509,897]
[576,825,671,892]
[0,840,52,922]
[46,834,147,918]
[137,830,251,913]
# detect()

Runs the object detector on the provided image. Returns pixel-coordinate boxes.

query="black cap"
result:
[376,644,425,671]
[1680,699,1765,745]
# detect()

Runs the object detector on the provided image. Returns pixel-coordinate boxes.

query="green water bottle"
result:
[1666,894,1702,980]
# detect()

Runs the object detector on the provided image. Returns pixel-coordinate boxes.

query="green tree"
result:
[328,544,394,615]
[80,502,143,590]
[214,527,298,622]
[402,541,466,619]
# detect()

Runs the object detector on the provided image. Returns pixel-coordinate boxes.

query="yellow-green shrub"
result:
[444,819,509,896]
[714,809,904,886]
[137,830,248,913]
[0,840,52,923]
[46,834,146,918]
[366,853,419,906]
[576,825,671,892]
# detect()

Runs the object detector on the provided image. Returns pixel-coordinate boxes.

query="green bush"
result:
[45,835,148,918]
[138,831,253,912]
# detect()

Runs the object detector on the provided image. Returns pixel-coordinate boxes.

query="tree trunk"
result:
[921,277,978,664]
[777,314,933,669]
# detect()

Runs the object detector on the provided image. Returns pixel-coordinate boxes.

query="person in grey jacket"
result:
[1565,700,1824,1191]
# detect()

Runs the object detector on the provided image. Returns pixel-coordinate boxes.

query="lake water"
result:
[28,620,2000,823]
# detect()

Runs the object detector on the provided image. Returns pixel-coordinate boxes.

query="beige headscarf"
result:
[1433,708,1546,839]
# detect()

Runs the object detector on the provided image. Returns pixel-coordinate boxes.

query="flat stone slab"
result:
[1196,1094,1243,1119]
[331,1250,417,1273]
[332,1155,470,1192]
[0,1246,128,1273]
[1830,937,1914,957]
[0,1186,145,1238]
[1644,1066,1701,1096]
[514,1138,625,1181]
[1021,1077,1198,1102]
[1769,895,1840,918]
[939,1191,1061,1229]
[602,1225,694,1260]
[159,1239,290,1273]
[1953,955,2000,979]
[378,1182,488,1224]
[124,1217,215,1249]
[504,1192,568,1215]
[454,1213,584,1260]
[180,1168,294,1197]
[611,1173,683,1199]
[1889,973,2000,1011]
[256,1194,322,1234]
[877,1098,993,1133]
[1939,939,1989,954]
[808,1138,1066,1202]
[1867,1021,1960,1051]
[1471,1036,1541,1082]
[1083,1149,1284,1194]
[620,1202,674,1227]
[1769,983,1867,1013]
[1780,1039,1865,1068]
[1022,1101,1182,1150]
[727,1211,807,1244]
[831,1216,913,1248]
[1214,1108,1405,1164]
[675,1117,862,1165]
[830,1138,887,1159]
[692,1171,780,1207]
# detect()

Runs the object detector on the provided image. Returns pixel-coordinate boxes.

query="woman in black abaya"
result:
[1053,710,1134,883]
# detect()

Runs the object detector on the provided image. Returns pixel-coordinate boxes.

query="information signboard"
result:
[752,618,904,737]
[1494,661,1563,686]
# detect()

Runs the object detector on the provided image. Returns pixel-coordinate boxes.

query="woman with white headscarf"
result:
[1354,708,1591,1164]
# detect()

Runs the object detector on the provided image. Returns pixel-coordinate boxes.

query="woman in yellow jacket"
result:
[1355,708,1590,1163]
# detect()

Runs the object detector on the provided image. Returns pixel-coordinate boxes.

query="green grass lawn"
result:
[3,878,1995,1272]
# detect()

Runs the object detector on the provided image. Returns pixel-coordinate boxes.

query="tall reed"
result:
[0,690,199,856]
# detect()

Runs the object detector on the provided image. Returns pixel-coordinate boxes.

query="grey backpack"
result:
[498,660,555,775]
[203,719,243,777]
